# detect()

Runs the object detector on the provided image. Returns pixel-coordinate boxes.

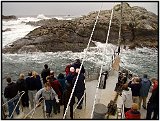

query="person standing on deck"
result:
[66,67,76,84]
[122,84,133,113]
[128,77,141,104]
[4,77,20,118]
[35,82,59,118]
[48,71,62,114]
[151,78,158,92]
[146,86,158,119]
[139,74,151,109]
[125,103,141,119]
[26,71,41,109]
[65,64,71,76]
[32,71,42,91]
[72,68,85,109]
[16,73,29,108]
[57,73,66,105]
[41,64,50,84]
[63,82,75,119]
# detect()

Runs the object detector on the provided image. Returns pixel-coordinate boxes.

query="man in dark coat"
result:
[71,59,85,74]
[63,83,75,119]
[41,64,50,84]
[146,87,159,119]
[72,68,85,109]
[4,77,20,118]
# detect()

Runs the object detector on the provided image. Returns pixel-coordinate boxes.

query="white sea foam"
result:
[36,14,50,20]
[2,14,77,47]
[2,15,158,78]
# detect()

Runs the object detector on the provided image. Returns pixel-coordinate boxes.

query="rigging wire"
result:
[9,91,25,119]
[63,2,103,119]
[90,6,114,119]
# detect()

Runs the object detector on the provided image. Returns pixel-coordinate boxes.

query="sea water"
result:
[2,14,158,91]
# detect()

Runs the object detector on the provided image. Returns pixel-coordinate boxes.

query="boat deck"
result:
[7,56,149,119]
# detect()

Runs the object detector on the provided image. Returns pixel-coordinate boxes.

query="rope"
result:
[9,91,25,119]
[90,6,114,119]
[73,91,86,112]
[63,3,103,119]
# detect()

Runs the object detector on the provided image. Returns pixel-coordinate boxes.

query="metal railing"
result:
[23,97,45,119]
[2,91,26,119]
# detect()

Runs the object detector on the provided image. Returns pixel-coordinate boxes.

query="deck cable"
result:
[63,3,103,119]
[90,5,114,119]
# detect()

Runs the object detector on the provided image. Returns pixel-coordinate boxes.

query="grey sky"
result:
[2,2,158,16]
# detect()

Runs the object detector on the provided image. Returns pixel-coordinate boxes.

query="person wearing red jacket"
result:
[65,64,71,76]
[151,78,158,92]
[125,103,141,119]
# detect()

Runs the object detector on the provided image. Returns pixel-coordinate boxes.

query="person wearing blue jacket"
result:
[139,74,151,109]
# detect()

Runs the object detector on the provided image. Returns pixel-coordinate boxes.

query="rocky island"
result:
[2,3,158,54]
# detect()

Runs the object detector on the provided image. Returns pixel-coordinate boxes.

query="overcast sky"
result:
[2,2,158,16]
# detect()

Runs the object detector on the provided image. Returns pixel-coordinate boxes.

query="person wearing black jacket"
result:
[72,68,85,109]
[146,87,159,119]
[26,72,38,109]
[63,83,75,119]
[16,73,29,107]
[41,64,50,84]
[4,77,20,118]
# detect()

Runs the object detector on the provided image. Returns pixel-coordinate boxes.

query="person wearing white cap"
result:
[66,67,76,85]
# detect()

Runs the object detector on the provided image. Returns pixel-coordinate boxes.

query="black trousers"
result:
[146,102,158,119]
[64,104,73,119]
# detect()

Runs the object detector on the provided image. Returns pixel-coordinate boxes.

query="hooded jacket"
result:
[125,109,141,119]
[140,78,151,97]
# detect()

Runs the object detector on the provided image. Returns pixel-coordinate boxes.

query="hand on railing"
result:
[35,103,41,108]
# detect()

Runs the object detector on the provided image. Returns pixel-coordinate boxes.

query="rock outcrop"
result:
[2,28,11,32]
[2,15,17,20]
[3,3,158,53]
